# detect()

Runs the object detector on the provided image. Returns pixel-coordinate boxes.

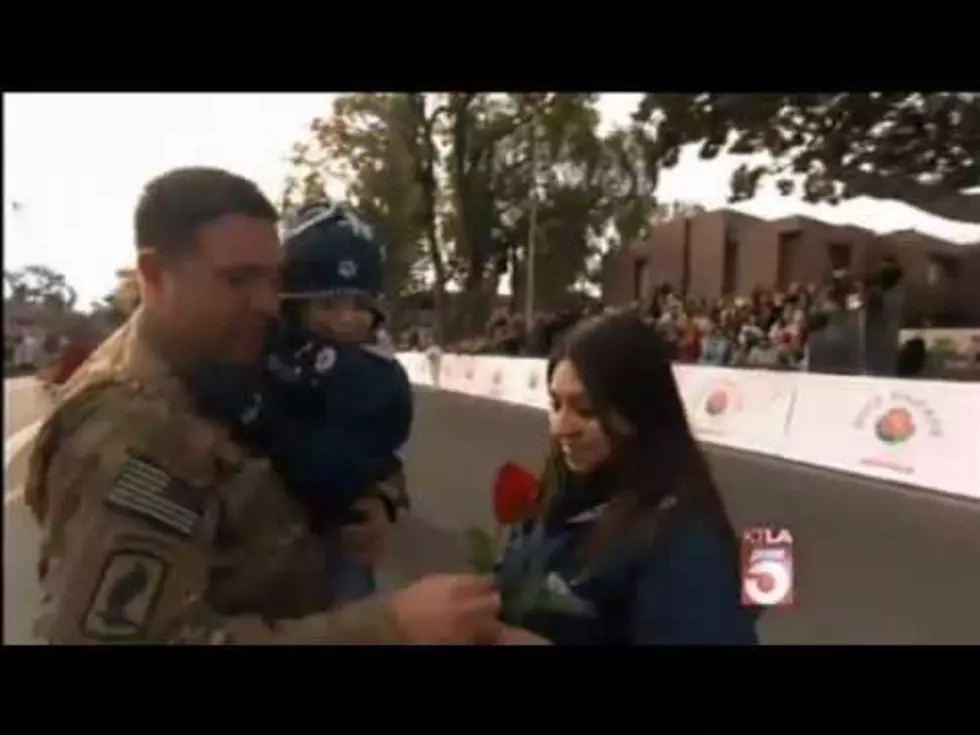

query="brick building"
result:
[879,230,980,324]
[604,208,980,324]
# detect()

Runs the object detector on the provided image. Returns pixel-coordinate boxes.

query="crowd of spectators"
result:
[4,325,100,379]
[4,329,52,373]
[394,260,978,380]
[403,283,822,368]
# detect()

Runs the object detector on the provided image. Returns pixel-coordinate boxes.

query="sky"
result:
[5,92,980,308]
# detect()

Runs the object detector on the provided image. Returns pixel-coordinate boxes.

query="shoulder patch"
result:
[104,454,206,539]
[82,549,169,641]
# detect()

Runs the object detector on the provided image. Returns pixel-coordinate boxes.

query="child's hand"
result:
[340,497,392,566]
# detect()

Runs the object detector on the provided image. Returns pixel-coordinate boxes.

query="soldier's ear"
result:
[136,248,164,297]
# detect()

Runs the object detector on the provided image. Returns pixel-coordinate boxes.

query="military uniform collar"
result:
[114,307,195,408]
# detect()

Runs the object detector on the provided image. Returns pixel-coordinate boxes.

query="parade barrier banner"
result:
[671,364,797,457]
[777,374,980,500]
[396,351,980,502]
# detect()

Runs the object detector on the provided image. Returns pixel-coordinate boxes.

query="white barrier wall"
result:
[396,351,980,503]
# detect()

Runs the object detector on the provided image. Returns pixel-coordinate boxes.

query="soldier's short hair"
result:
[134,167,278,258]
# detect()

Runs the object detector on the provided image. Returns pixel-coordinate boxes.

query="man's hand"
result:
[492,625,552,645]
[389,575,502,644]
[341,497,392,566]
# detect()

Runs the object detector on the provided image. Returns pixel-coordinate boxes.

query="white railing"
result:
[396,351,980,502]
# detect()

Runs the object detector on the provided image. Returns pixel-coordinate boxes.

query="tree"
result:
[3,269,28,303]
[283,93,442,330]
[632,93,980,223]
[284,93,661,338]
[440,93,657,323]
[648,199,707,226]
[3,265,77,310]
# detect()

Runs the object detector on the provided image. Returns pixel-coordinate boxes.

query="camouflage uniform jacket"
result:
[23,307,406,645]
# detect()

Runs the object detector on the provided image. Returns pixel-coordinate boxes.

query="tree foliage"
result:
[648,199,707,226]
[80,269,141,332]
[3,264,77,310]
[442,94,657,313]
[284,93,658,336]
[283,94,431,307]
[633,92,980,223]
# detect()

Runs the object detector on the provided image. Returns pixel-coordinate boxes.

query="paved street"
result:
[4,377,47,439]
[4,378,50,644]
[6,379,980,644]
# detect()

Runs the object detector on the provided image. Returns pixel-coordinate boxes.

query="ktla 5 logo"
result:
[741,527,794,607]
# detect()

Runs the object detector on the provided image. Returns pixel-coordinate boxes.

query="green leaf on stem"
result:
[465,526,497,574]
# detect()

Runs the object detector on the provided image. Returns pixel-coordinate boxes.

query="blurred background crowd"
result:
[8,250,979,384]
[394,259,980,381]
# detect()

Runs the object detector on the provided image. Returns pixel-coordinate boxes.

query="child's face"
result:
[302,295,374,342]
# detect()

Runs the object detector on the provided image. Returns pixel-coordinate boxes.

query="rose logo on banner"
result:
[875,406,915,444]
[704,388,731,417]
[692,379,743,436]
[489,369,503,398]
[854,391,943,476]
[741,527,794,607]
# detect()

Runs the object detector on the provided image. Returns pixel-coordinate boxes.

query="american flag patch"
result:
[104,455,205,539]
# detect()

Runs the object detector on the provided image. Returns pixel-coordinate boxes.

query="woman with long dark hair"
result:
[496,312,758,645]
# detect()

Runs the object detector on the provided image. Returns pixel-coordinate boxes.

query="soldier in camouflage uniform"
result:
[182,200,413,604]
[23,167,501,644]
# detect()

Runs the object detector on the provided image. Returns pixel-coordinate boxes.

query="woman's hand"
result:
[341,496,393,566]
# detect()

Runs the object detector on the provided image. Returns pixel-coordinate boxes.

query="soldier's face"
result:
[150,214,282,364]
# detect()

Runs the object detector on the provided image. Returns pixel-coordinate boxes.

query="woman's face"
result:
[548,359,614,474]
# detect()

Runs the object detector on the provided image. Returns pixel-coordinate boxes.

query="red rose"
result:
[493,461,541,525]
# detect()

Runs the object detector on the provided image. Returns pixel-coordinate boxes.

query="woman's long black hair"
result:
[547,312,741,580]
